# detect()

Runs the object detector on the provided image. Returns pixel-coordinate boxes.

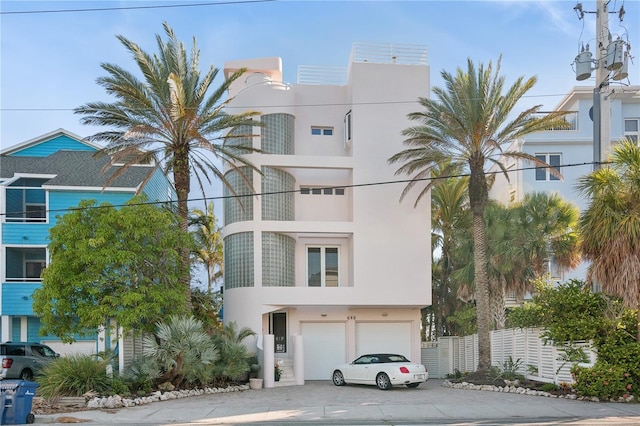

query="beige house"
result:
[220,43,432,385]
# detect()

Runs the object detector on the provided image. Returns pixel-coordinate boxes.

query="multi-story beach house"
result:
[220,43,432,385]
[0,129,175,357]
[490,85,640,283]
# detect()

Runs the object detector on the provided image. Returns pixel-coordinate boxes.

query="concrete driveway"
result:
[35,379,640,425]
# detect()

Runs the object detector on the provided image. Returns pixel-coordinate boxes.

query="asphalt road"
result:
[34,379,640,425]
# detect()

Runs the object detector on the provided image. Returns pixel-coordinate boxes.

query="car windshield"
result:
[353,354,410,364]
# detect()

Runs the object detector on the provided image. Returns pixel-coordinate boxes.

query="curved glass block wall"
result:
[261,113,294,155]
[262,167,295,221]
[262,232,295,287]
[223,166,254,225]
[224,232,254,289]
[227,124,254,148]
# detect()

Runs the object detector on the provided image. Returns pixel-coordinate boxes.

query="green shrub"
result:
[540,383,559,392]
[37,354,112,398]
[571,362,634,400]
[121,355,160,394]
[109,377,131,396]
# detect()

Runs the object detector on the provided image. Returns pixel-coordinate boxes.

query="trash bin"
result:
[1,380,39,425]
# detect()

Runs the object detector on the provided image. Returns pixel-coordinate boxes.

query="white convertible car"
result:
[331,353,428,390]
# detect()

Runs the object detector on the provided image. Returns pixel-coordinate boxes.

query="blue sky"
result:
[1,0,638,148]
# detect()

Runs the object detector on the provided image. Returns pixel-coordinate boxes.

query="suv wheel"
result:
[20,369,33,381]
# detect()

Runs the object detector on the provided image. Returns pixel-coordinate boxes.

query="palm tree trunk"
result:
[473,212,492,371]
[174,149,192,310]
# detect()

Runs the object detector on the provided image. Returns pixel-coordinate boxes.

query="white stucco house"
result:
[220,42,432,385]
[490,85,640,283]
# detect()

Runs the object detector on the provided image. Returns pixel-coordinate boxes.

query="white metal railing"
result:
[351,41,428,65]
[297,42,428,85]
[297,66,348,85]
[535,111,578,131]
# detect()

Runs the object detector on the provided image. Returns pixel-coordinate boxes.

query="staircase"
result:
[274,357,298,387]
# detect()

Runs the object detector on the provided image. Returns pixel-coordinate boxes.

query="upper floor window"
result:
[300,187,345,195]
[307,246,339,287]
[625,118,639,143]
[311,126,333,136]
[5,178,47,223]
[5,247,46,282]
[535,154,561,181]
[344,111,352,141]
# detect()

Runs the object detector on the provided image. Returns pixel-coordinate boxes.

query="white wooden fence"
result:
[421,328,596,385]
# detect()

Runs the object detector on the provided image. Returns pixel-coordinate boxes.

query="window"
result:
[311,126,333,136]
[535,154,561,181]
[5,247,46,282]
[300,187,345,195]
[5,180,47,223]
[26,261,46,279]
[625,118,639,143]
[344,110,352,141]
[307,246,339,287]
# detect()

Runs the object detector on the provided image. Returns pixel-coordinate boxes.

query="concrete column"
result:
[293,334,304,385]
[263,334,275,388]
[1,316,11,341]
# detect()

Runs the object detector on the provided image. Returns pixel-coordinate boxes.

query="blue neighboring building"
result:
[0,129,176,354]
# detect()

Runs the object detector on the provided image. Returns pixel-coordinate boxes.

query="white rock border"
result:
[442,380,636,403]
[86,384,249,409]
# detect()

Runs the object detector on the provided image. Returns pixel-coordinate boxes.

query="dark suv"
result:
[0,342,59,380]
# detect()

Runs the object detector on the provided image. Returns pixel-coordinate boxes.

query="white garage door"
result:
[301,322,346,380]
[356,322,412,359]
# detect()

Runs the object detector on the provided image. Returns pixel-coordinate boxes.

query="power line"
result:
[0,160,605,219]
[0,0,276,15]
[0,93,574,112]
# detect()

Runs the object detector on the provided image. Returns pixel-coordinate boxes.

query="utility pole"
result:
[594,0,611,170]
[573,1,630,171]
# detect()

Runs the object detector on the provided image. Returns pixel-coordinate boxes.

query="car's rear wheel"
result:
[406,382,420,388]
[332,370,346,386]
[20,369,33,381]
[376,372,392,390]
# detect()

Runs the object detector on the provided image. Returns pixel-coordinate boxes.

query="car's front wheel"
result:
[332,370,346,386]
[376,372,392,390]
[406,382,420,388]
[20,369,33,381]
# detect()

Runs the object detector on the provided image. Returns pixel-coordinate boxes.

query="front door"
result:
[271,312,287,353]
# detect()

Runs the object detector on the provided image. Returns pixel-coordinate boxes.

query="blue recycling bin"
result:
[1,380,39,425]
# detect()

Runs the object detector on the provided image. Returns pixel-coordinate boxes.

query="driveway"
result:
[35,380,640,425]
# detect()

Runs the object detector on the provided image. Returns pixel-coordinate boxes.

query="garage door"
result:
[356,322,412,359]
[301,322,346,380]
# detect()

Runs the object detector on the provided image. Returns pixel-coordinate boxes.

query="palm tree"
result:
[510,192,581,281]
[430,162,470,338]
[388,57,569,371]
[75,22,260,307]
[191,202,224,295]
[577,138,640,340]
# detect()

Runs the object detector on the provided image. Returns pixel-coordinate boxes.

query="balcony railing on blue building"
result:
[534,111,578,131]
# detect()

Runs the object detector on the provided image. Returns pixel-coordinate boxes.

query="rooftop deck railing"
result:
[297,42,428,85]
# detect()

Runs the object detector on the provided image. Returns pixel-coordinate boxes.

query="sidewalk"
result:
[34,380,640,425]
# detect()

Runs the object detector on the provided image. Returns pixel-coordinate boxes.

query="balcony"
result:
[5,247,46,283]
[535,111,578,131]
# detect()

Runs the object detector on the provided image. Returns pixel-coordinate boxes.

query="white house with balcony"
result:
[220,43,432,385]
[490,85,640,283]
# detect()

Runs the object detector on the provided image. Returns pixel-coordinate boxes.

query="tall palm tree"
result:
[191,202,224,295]
[388,57,569,371]
[75,22,260,307]
[577,138,640,340]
